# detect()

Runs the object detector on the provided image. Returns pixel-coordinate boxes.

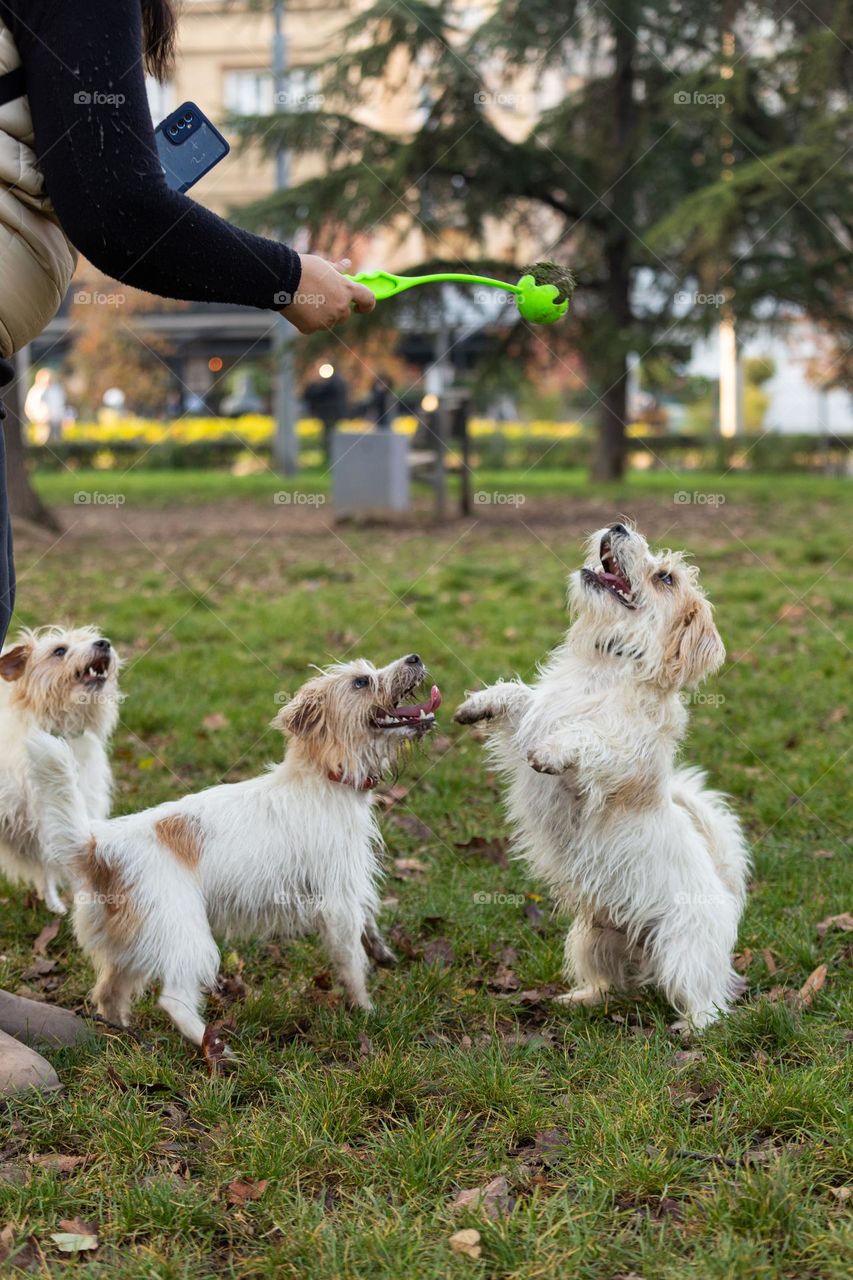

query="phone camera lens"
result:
[168,125,178,136]
[183,112,193,123]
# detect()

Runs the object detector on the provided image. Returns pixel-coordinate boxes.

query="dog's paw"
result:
[453,696,493,725]
[554,985,608,1007]
[527,748,566,775]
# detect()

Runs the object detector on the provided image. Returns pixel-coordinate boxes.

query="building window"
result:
[223,69,274,116]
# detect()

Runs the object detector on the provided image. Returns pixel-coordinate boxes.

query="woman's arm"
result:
[5,0,305,311]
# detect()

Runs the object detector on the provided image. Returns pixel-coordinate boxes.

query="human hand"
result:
[281,256,376,333]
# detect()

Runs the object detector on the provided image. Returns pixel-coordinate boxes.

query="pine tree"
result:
[235,0,852,479]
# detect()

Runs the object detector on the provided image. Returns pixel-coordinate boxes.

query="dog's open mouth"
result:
[582,534,636,608]
[374,685,442,731]
[77,653,111,687]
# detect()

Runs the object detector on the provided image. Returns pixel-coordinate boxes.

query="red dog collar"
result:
[327,770,378,790]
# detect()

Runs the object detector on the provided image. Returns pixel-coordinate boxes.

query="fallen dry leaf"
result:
[489,964,520,992]
[392,857,428,879]
[201,713,229,732]
[811,848,835,860]
[733,949,753,973]
[29,1153,85,1173]
[21,957,58,982]
[201,1021,232,1076]
[451,1175,510,1219]
[390,813,434,842]
[422,937,455,967]
[50,1231,98,1254]
[816,913,853,938]
[798,963,828,1007]
[449,1228,481,1259]
[32,918,61,955]
[454,835,508,867]
[761,948,778,975]
[831,1186,852,1203]
[226,1177,268,1205]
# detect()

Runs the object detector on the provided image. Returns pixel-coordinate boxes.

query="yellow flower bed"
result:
[30,414,604,447]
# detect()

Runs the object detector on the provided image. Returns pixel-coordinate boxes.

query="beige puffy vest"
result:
[0,17,76,358]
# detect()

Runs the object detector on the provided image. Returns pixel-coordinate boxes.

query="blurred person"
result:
[303,367,349,463]
[0,0,375,1096]
[23,368,65,442]
[366,372,396,429]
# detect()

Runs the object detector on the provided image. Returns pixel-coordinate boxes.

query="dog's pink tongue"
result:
[392,685,442,718]
[599,571,631,593]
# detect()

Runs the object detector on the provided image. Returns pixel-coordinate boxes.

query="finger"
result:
[350,283,377,313]
[333,257,352,274]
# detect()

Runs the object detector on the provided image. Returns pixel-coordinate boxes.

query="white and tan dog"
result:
[455,523,748,1029]
[26,654,441,1045]
[0,626,120,913]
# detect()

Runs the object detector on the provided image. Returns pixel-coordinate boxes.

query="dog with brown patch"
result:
[26,654,440,1045]
[455,523,749,1030]
[0,626,120,912]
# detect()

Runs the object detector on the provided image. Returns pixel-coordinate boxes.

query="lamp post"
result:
[271,0,299,475]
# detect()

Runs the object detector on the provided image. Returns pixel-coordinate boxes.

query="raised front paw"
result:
[454,692,495,725]
[527,746,569,775]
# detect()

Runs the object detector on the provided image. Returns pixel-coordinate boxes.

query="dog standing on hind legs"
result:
[27,654,440,1046]
[0,626,120,913]
[455,523,749,1030]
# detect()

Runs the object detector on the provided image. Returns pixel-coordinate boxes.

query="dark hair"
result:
[142,0,178,82]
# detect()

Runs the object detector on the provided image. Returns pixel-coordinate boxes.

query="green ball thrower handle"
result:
[345,269,522,301]
[344,268,570,325]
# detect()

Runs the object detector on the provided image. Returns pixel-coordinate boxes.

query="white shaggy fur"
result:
[0,626,120,913]
[26,654,439,1046]
[455,523,749,1029]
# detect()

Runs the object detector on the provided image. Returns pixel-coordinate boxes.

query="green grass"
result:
[1,468,850,1277]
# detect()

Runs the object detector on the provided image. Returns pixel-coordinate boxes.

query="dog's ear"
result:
[0,644,31,683]
[663,598,725,688]
[272,685,326,738]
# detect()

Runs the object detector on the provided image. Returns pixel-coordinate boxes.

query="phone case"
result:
[154,101,230,194]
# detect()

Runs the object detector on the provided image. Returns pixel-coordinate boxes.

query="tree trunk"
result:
[593,370,629,482]
[591,6,637,484]
[4,356,60,532]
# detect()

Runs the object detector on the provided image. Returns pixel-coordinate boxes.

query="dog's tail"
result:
[26,728,92,871]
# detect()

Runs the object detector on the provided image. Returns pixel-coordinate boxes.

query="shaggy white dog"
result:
[26,654,440,1046]
[455,523,749,1029]
[0,626,120,913]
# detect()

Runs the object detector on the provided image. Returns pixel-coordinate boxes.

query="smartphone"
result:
[154,101,230,194]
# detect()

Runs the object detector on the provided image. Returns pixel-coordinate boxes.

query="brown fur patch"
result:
[73,837,139,943]
[154,814,203,869]
[607,775,662,811]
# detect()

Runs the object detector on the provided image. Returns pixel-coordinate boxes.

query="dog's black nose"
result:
[94,639,111,650]
[405,653,422,666]
[609,523,629,537]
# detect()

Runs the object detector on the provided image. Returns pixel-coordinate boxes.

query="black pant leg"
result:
[0,358,15,648]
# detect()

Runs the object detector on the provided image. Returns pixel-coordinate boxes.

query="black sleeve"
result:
[2,0,301,309]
